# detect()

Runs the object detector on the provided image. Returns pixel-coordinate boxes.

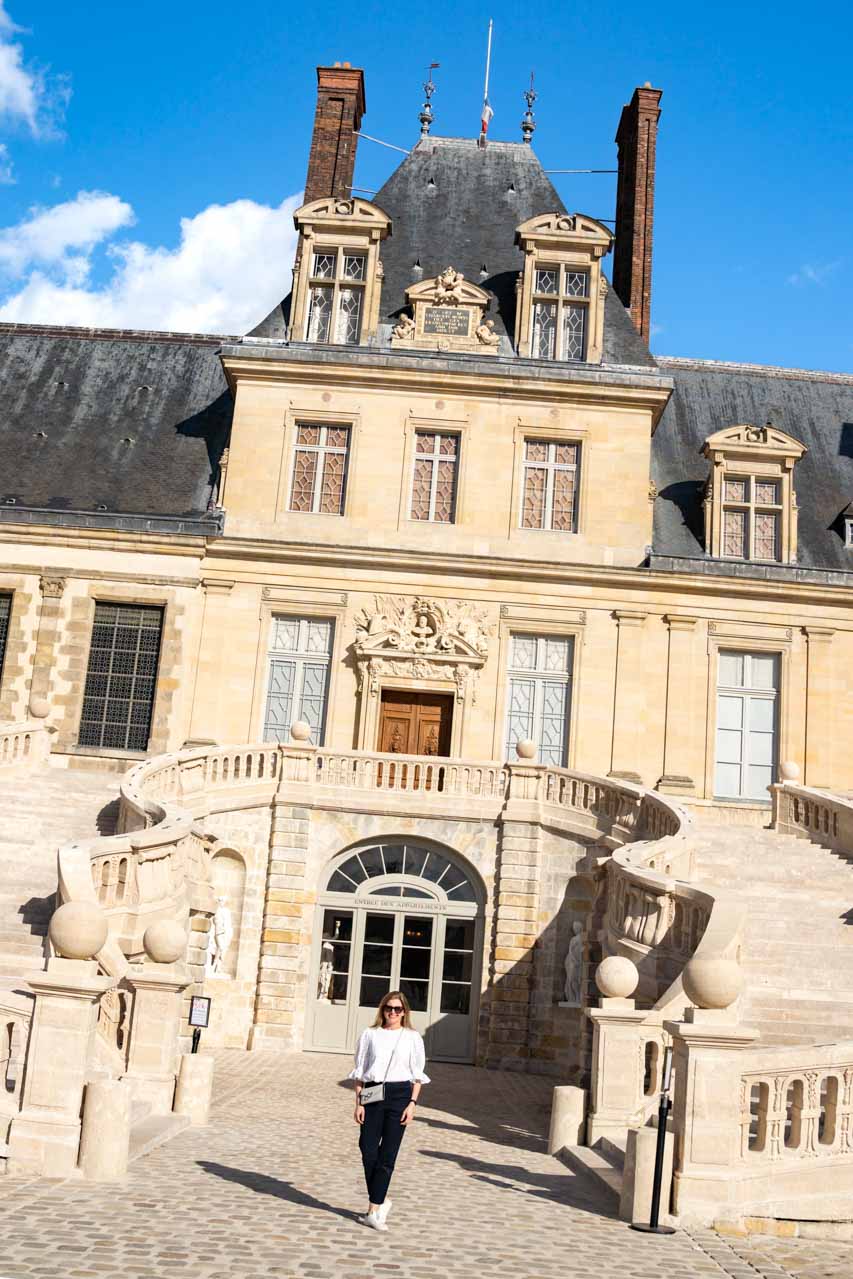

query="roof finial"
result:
[521,72,537,144]
[419,63,439,138]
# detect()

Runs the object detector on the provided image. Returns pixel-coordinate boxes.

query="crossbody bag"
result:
[360,1030,404,1105]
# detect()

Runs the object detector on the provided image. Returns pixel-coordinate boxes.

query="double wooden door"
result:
[378,691,453,757]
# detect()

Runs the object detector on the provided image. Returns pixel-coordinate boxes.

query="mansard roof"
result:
[651,358,853,572]
[252,135,655,369]
[0,324,231,531]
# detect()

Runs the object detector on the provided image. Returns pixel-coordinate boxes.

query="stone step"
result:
[557,1143,621,1205]
[128,1113,191,1164]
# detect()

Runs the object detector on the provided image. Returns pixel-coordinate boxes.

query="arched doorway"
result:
[306,840,483,1063]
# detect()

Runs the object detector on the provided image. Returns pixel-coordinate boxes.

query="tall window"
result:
[505,633,573,767]
[531,265,589,362]
[0,593,10,686]
[410,431,459,523]
[78,603,163,751]
[289,425,350,515]
[263,616,333,744]
[722,476,782,561]
[305,249,366,344]
[715,651,778,800]
[521,439,579,532]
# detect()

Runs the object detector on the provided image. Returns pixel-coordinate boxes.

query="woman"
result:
[349,990,430,1231]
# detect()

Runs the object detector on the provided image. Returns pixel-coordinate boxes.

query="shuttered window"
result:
[263,617,333,744]
[78,604,163,751]
[715,651,779,800]
[504,633,573,767]
[0,594,10,685]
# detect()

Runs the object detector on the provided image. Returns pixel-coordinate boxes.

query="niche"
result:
[208,849,246,980]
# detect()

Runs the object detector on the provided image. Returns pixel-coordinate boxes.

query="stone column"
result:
[585,956,646,1145]
[608,610,647,783]
[485,751,544,1068]
[803,627,834,789]
[185,579,235,745]
[7,902,114,1178]
[249,734,315,1050]
[123,922,191,1114]
[657,614,698,795]
[28,575,66,719]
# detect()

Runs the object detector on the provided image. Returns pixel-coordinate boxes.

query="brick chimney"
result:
[612,84,662,342]
[304,62,366,205]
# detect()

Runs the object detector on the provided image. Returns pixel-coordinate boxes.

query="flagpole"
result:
[483,18,493,106]
[479,18,494,147]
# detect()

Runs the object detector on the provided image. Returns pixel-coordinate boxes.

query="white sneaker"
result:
[376,1199,392,1226]
[359,1212,388,1232]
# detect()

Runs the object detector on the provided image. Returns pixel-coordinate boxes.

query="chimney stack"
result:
[304,62,366,205]
[612,84,662,342]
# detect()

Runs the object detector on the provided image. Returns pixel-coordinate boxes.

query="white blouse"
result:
[349,1026,431,1085]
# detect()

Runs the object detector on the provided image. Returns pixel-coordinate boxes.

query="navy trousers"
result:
[358,1081,413,1205]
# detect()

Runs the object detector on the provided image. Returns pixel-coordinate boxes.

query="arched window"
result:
[324,842,477,903]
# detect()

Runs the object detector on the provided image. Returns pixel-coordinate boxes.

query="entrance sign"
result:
[189,995,211,1028]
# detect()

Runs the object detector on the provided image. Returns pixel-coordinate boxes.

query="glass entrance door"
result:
[355,911,434,1041]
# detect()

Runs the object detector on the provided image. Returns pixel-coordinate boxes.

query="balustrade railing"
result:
[0,721,51,770]
[772,780,852,852]
[740,1044,853,1164]
[0,991,31,1118]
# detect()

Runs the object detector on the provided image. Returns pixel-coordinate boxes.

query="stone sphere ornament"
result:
[682,954,744,1010]
[779,760,800,783]
[595,954,639,999]
[143,920,187,965]
[49,900,109,960]
[515,738,537,761]
[290,720,312,743]
[28,694,51,720]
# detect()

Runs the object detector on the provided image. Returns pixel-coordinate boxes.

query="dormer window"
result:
[702,423,806,565]
[306,248,367,344]
[515,213,613,365]
[531,265,590,361]
[846,518,853,550]
[289,197,391,347]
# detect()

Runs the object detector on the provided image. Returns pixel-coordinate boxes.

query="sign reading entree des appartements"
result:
[423,306,471,337]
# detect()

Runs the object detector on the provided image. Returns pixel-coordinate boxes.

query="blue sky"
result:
[1,0,850,370]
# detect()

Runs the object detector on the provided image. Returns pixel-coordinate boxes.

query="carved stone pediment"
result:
[353,595,493,703]
[515,211,613,258]
[703,423,807,466]
[391,268,500,355]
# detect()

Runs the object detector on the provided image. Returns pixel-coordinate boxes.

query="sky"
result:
[0,0,851,371]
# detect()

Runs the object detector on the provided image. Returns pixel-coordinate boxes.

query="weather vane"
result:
[521,71,537,144]
[419,63,440,138]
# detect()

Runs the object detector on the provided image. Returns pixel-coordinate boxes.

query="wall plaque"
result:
[423,306,471,337]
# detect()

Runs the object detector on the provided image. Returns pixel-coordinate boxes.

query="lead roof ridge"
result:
[657,355,853,386]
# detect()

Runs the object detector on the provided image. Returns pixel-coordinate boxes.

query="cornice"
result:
[0,523,208,562]
[202,535,853,609]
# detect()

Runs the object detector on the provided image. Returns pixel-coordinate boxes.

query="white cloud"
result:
[787,260,843,287]
[0,190,302,334]
[0,2,69,137]
[0,141,13,183]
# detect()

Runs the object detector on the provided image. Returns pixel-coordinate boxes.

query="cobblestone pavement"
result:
[1,1051,852,1279]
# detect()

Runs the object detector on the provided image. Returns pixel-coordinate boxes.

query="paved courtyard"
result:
[1,1051,852,1279]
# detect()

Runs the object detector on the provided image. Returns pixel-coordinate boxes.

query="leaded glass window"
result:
[78,604,163,751]
[721,475,782,562]
[289,424,350,515]
[304,249,366,345]
[505,633,573,767]
[0,593,10,687]
[521,439,579,532]
[531,264,589,361]
[263,616,333,744]
[410,431,459,523]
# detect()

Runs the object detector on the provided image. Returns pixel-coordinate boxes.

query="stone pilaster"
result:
[658,614,698,795]
[124,965,191,1113]
[486,761,544,1068]
[249,746,316,1050]
[186,580,235,745]
[28,575,66,719]
[804,626,834,789]
[7,957,114,1176]
[609,610,647,783]
[586,997,648,1145]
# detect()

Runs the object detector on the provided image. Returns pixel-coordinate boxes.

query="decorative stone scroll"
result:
[392,268,500,355]
[353,594,493,705]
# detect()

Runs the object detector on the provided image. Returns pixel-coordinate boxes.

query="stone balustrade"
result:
[771,778,853,851]
[740,1043,853,1165]
[0,989,32,1117]
[0,720,51,769]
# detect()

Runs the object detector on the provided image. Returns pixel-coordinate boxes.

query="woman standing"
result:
[350,990,430,1231]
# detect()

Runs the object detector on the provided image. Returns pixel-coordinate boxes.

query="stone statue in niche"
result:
[475,319,501,347]
[563,921,584,1005]
[205,896,234,976]
[318,940,334,1002]
[393,313,415,340]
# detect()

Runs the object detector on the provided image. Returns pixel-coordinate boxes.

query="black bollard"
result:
[191,1026,202,1054]
[631,1045,676,1235]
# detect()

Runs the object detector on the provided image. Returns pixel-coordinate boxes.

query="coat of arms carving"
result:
[353,595,493,702]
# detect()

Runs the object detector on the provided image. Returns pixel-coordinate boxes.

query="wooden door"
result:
[378,691,452,756]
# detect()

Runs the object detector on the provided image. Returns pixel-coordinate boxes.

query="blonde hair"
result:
[372,990,412,1029]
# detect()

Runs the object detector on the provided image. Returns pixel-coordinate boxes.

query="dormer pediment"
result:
[293,196,391,238]
[515,211,613,258]
[703,423,807,465]
[404,273,491,308]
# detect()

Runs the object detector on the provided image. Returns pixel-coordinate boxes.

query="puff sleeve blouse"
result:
[349,1026,431,1085]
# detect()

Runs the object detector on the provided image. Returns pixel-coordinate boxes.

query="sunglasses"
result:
[384,1005,404,1014]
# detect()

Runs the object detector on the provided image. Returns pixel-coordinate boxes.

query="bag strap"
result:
[381,1029,405,1083]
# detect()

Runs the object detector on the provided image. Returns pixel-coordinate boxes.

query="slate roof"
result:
[252,136,655,369]
[0,325,232,528]
[652,357,853,570]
